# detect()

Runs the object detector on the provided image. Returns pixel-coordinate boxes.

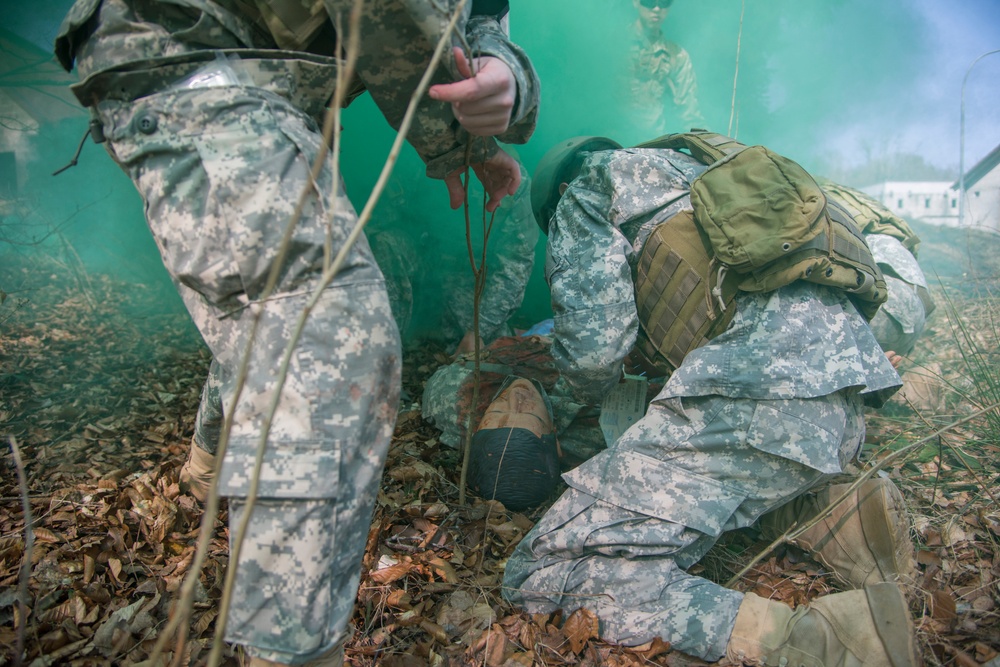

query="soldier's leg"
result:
[179,359,224,501]
[98,86,400,663]
[504,390,910,661]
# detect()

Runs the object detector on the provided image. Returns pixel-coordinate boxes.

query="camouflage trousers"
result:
[503,389,865,661]
[97,84,401,663]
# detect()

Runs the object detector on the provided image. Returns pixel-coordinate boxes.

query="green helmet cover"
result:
[531,136,622,234]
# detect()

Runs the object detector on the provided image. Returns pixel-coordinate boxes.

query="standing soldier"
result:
[627,0,705,139]
[53,1,539,664]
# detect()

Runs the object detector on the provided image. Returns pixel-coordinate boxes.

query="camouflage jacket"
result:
[54,0,539,179]
[547,148,902,408]
[627,20,704,135]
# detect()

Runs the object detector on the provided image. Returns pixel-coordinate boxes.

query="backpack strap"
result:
[818,179,922,257]
[634,130,747,165]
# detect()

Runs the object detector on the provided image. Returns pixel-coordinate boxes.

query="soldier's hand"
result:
[430,47,517,136]
[444,147,521,212]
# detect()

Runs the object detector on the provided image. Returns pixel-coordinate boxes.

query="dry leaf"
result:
[563,608,600,654]
[931,589,957,627]
[108,557,123,581]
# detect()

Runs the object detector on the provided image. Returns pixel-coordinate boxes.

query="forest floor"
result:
[1,224,999,666]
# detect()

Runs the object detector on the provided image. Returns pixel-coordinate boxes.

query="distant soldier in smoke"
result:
[53,0,539,664]
[627,0,705,138]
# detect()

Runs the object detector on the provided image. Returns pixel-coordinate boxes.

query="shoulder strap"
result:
[634,130,748,166]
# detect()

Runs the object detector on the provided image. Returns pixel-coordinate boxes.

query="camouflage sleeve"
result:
[547,161,639,407]
[466,15,539,144]
[324,0,538,178]
[668,46,704,130]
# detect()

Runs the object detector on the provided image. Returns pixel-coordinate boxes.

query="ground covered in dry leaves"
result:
[1,230,998,666]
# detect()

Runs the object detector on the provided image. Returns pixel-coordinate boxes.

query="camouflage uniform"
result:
[54,0,538,662]
[627,21,705,141]
[865,233,932,357]
[502,147,901,660]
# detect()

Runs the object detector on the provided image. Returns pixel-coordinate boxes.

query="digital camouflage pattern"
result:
[193,360,225,456]
[546,148,706,407]
[545,148,901,409]
[866,233,932,356]
[504,390,866,660]
[56,0,539,177]
[503,145,901,660]
[627,20,705,138]
[54,0,538,662]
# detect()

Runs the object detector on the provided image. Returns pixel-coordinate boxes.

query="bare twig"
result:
[727,0,745,139]
[9,436,32,667]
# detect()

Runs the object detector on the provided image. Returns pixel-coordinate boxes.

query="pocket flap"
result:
[218,438,341,499]
[562,449,744,537]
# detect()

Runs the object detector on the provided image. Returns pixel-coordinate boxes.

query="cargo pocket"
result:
[218,439,341,500]
[563,449,745,538]
[745,399,847,474]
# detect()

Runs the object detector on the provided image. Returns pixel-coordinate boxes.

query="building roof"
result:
[953,143,1000,190]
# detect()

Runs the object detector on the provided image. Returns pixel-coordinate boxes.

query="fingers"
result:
[444,169,466,210]
[443,150,521,213]
[428,51,517,137]
[452,46,473,80]
[476,152,520,212]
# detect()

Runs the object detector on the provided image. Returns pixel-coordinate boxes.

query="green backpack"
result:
[631,131,888,377]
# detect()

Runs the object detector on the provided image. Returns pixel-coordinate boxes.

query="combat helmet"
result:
[531,136,621,233]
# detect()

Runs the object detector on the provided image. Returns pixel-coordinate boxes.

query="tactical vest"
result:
[817,179,922,258]
[632,208,740,376]
[630,131,888,377]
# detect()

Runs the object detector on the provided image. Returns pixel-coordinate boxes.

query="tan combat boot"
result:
[178,441,215,502]
[758,478,916,589]
[726,583,921,667]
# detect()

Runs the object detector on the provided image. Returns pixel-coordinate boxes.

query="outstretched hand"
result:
[429,47,517,137]
[444,147,521,213]
[886,350,904,370]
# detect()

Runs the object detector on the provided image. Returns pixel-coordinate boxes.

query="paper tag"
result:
[599,375,648,447]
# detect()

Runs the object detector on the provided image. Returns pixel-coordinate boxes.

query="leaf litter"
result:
[1,259,998,666]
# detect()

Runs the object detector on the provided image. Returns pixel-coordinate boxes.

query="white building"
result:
[861,181,959,226]
[860,144,1000,234]
[952,143,1000,234]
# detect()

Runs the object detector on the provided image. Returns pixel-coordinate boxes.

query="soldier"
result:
[53,1,539,665]
[500,136,920,666]
[627,0,705,140]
